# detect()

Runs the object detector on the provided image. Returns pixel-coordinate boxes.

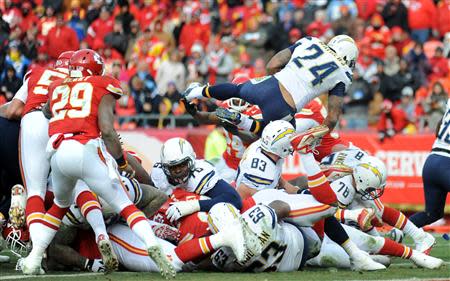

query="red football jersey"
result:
[23,66,68,116]
[48,75,123,144]
[295,98,349,161]
[221,104,262,170]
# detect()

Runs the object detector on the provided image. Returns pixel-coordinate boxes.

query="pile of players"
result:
[0,34,444,278]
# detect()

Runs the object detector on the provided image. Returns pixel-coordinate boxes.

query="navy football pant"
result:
[207,76,296,127]
[409,153,450,227]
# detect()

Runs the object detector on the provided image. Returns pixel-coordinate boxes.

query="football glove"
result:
[166,200,200,223]
[290,125,329,154]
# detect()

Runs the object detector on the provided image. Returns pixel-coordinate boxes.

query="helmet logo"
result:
[272,128,295,145]
[179,138,185,153]
[359,163,382,182]
[93,53,103,65]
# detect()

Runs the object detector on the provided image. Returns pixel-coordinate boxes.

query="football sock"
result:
[204,83,241,100]
[382,206,425,242]
[120,204,158,248]
[77,191,107,241]
[378,238,413,259]
[175,237,215,262]
[302,153,337,205]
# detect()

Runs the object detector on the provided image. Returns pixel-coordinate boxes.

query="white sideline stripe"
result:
[348,277,449,281]
[0,273,102,280]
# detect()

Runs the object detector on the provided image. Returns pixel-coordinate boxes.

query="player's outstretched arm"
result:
[137,183,168,217]
[99,95,134,175]
[127,152,150,184]
[266,48,292,75]
[0,99,24,120]
[277,177,300,194]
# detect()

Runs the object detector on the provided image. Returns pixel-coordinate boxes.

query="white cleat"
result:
[9,184,27,229]
[415,232,435,254]
[350,250,386,271]
[147,245,176,279]
[370,255,391,267]
[21,255,45,275]
[182,82,204,102]
[97,235,119,273]
[222,217,247,262]
[410,250,443,269]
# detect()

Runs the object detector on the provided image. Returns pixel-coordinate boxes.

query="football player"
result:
[184,74,262,183]
[409,99,450,229]
[21,49,175,278]
[296,148,443,269]
[7,52,72,241]
[320,148,436,253]
[182,35,357,135]
[236,120,386,271]
[209,202,307,272]
[151,138,242,223]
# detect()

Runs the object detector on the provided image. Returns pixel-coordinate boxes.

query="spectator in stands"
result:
[38,6,57,38]
[179,8,210,56]
[344,68,373,129]
[164,81,183,115]
[397,58,421,91]
[230,52,254,80]
[331,5,355,35]
[381,0,408,31]
[44,14,79,60]
[125,20,141,61]
[152,19,176,52]
[377,98,411,142]
[398,86,417,129]
[186,43,205,83]
[355,0,377,21]
[383,45,400,76]
[237,16,268,62]
[85,0,104,25]
[19,2,38,33]
[19,28,39,61]
[422,81,448,131]
[364,13,391,59]
[200,37,234,84]
[376,60,402,102]
[356,47,378,84]
[407,0,436,43]
[391,26,412,56]
[253,58,267,78]
[156,49,186,95]
[306,9,332,40]
[115,0,134,35]
[0,65,22,102]
[3,41,30,79]
[86,6,113,50]
[405,41,431,87]
[327,0,358,22]
[66,0,87,41]
[435,0,450,39]
[104,20,128,56]
[428,46,449,82]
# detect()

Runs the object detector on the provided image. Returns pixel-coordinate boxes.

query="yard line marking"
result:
[0,273,102,280]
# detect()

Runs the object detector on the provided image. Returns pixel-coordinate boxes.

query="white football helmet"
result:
[260,120,295,158]
[160,137,196,184]
[208,203,241,234]
[353,156,387,200]
[328,35,358,69]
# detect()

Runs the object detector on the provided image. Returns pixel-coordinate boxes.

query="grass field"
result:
[0,235,449,281]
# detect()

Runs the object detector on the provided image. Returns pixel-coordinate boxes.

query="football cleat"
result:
[350,250,386,271]
[215,107,242,126]
[410,250,443,269]
[9,184,27,229]
[290,125,329,154]
[21,255,45,275]
[221,217,247,263]
[370,255,391,267]
[147,245,176,279]
[97,234,119,273]
[182,82,204,102]
[357,208,376,232]
[414,232,435,254]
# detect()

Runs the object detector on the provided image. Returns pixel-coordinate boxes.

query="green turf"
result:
[0,235,449,281]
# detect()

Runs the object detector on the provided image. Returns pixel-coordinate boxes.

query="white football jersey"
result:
[320,148,369,169]
[151,159,220,196]
[212,205,304,272]
[274,36,353,111]
[433,99,450,155]
[236,141,284,190]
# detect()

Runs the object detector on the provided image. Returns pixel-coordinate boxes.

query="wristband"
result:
[115,152,127,168]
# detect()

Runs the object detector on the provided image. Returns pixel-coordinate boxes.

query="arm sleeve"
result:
[329,82,346,97]
[199,179,242,211]
[13,78,29,103]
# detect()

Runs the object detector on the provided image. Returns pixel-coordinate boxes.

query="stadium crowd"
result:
[0,0,449,136]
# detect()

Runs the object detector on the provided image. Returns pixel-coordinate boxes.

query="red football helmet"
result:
[226,74,251,112]
[54,50,75,69]
[69,49,105,77]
